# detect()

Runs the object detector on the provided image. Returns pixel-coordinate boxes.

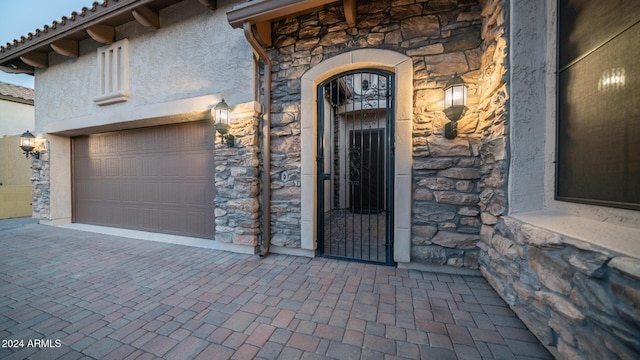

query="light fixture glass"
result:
[443,74,468,139]
[19,130,40,159]
[213,98,234,147]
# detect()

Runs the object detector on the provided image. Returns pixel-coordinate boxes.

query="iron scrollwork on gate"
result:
[317,69,395,265]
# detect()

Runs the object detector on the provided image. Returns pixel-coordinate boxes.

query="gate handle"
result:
[321,173,331,181]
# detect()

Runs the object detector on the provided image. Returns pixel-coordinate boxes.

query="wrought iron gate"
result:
[317,70,394,265]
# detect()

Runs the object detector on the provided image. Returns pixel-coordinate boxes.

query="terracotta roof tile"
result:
[0,81,35,101]
[1,1,111,54]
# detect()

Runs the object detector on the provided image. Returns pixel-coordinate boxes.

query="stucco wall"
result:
[0,99,34,136]
[34,0,253,134]
[0,135,32,186]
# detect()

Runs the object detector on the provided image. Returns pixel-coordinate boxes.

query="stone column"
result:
[30,136,50,220]
[214,101,262,250]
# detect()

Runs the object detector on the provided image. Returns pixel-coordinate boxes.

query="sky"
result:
[0,0,91,88]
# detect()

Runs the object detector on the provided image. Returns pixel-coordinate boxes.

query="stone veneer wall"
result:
[268,0,487,263]
[30,138,50,220]
[476,1,640,359]
[214,115,261,249]
[481,219,640,359]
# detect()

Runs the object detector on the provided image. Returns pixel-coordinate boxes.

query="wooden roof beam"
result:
[255,22,272,47]
[87,25,115,44]
[51,39,79,57]
[20,52,48,68]
[132,6,160,29]
[344,0,357,27]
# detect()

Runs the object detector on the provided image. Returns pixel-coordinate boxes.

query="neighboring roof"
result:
[0,0,214,75]
[0,81,35,105]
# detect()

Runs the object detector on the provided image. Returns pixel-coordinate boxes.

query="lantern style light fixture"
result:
[443,73,467,139]
[213,98,234,147]
[19,130,40,159]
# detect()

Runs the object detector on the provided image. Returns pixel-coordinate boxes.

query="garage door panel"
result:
[73,121,216,239]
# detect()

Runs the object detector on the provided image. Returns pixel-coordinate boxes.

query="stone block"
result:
[271,233,300,247]
[431,231,479,249]
[455,180,474,192]
[401,15,439,39]
[487,196,505,216]
[460,216,481,228]
[415,89,443,110]
[594,326,640,360]
[437,167,480,179]
[513,282,539,307]
[521,224,564,249]
[536,291,585,324]
[491,234,518,260]
[419,177,455,190]
[227,199,259,213]
[216,233,233,244]
[480,211,498,225]
[561,248,609,278]
[434,191,479,206]
[214,208,227,217]
[415,203,456,222]
[480,224,493,243]
[464,251,479,269]
[501,216,524,245]
[455,114,480,135]
[528,247,572,295]
[609,257,640,281]
[427,135,472,157]
[413,158,456,170]
[480,137,506,164]
[574,327,617,360]
[557,338,584,360]
[412,225,437,240]
[411,245,447,264]
[610,276,640,313]
[425,52,469,75]
[438,222,456,231]
[482,166,505,188]
[458,207,479,216]
[233,234,258,246]
[406,43,444,56]
[412,188,433,200]
[272,187,301,201]
[549,312,577,346]
[320,31,349,46]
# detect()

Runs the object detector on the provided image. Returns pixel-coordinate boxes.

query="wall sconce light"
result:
[19,130,40,159]
[213,98,234,147]
[443,73,467,139]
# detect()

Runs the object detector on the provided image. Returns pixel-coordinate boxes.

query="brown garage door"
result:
[73,121,215,239]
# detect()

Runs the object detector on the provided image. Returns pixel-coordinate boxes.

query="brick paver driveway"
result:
[0,218,553,359]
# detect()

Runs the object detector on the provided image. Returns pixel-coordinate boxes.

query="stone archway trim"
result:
[300,49,413,263]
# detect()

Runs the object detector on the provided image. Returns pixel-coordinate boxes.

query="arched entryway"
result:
[316,70,395,265]
[299,49,413,265]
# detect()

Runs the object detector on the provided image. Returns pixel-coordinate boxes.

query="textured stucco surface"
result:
[0,100,34,136]
[34,0,253,134]
[507,0,547,214]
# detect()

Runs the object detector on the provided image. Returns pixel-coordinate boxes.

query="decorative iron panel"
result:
[317,70,394,265]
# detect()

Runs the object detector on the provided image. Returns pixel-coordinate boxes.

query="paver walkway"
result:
[0,218,553,359]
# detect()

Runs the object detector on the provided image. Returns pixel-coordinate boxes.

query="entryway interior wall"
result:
[300,49,413,263]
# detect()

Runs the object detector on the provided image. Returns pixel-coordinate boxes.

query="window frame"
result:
[554,0,640,211]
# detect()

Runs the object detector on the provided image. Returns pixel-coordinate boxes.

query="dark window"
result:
[557,0,640,210]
